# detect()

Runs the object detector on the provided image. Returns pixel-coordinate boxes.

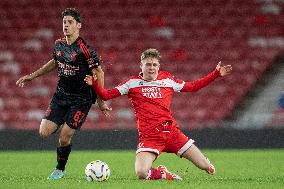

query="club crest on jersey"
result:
[71,51,77,61]
[141,87,162,99]
[57,51,62,56]
[139,81,144,86]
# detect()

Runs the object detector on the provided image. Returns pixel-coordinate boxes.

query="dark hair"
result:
[141,48,161,61]
[62,8,81,23]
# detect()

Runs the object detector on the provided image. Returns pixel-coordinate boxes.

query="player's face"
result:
[62,16,81,37]
[140,57,160,81]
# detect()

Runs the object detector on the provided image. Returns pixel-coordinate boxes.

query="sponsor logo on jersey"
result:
[58,62,80,76]
[141,87,162,99]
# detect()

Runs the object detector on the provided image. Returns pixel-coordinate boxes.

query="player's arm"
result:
[84,42,112,115]
[91,66,108,103]
[87,43,104,87]
[91,66,104,87]
[16,59,57,87]
[90,66,114,116]
[84,75,121,101]
[181,62,232,92]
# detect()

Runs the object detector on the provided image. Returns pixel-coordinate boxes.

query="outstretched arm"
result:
[16,59,57,87]
[216,61,232,77]
[91,66,113,116]
[181,61,232,92]
[84,75,121,101]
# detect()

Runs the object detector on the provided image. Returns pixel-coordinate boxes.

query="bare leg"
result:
[59,123,75,146]
[135,152,157,179]
[182,144,215,174]
[55,123,75,171]
[39,119,58,137]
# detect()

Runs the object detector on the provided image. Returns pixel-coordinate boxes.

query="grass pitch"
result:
[0,149,283,189]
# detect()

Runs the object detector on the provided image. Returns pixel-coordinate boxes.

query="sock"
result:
[56,144,72,171]
[146,167,163,180]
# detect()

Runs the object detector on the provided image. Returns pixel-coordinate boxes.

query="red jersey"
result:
[92,70,220,134]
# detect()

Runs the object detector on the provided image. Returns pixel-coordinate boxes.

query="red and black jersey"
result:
[52,36,100,98]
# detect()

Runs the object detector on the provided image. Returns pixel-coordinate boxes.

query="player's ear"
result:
[77,23,82,29]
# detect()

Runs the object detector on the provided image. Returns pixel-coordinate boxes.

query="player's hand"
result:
[16,74,34,87]
[98,56,103,65]
[216,61,232,76]
[84,75,97,86]
[97,99,112,117]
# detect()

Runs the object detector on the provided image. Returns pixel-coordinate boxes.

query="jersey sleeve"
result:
[91,79,121,101]
[86,44,100,70]
[115,79,131,95]
[52,43,58,61]
[163,71,185,92]
[181,69,220,92]
[52,38,65,62]
[171,76,185,92]
[79,39,100,70]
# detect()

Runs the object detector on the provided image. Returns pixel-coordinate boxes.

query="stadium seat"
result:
[266,108,284,128]
[1,0,282,130]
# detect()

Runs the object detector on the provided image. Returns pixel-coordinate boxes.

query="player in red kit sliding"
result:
[85,48,232,180]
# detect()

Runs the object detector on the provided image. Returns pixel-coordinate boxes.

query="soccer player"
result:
[84,48,232,181]
[16,8,111,180]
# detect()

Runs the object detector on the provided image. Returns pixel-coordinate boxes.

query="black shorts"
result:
[44,92,92,130]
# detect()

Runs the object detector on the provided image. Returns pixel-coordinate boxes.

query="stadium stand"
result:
[0,0,283,130]
[266,90,284,128]
[268,108,284,128]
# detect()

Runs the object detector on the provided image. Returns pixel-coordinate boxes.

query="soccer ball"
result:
[85,160,110,182]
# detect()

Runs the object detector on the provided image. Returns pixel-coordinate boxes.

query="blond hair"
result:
[141,48,161,61]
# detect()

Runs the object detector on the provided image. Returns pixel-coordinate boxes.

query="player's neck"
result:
[140,72,158,81]
[66,33,79,45]
[142,76,157,82]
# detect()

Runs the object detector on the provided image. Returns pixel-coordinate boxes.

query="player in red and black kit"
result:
[16,8,111,180]
[85,48,232,181]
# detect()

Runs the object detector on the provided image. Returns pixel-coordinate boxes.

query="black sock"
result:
[56,144,72,171]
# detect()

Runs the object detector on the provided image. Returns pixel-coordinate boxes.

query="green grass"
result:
[0,149,283,189]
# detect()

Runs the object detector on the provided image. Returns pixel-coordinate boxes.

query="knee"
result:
[39,120,57,137]
[135,167,149,179]
[59,136,71,146]
[39,129,50,138]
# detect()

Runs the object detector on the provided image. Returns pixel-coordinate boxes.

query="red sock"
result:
[146,167,163,180]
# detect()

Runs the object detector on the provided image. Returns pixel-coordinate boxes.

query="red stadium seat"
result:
[266,109,284,128]
[1,0,282,130]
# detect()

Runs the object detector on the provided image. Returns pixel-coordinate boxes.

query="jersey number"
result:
[73,111,86,127]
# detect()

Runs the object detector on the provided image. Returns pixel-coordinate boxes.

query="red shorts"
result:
[136,121,195,157]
